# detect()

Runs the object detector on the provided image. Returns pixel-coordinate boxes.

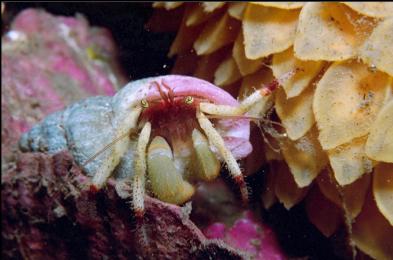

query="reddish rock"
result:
[1,152,244,259]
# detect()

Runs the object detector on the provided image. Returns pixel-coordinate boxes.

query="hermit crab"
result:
[19,74,287,217]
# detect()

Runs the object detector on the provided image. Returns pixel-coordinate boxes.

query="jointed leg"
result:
[132,122,151,218]
[195,71,298,203]
[196,110,249,204]
[199,72,288,117]
[199,87,272,116]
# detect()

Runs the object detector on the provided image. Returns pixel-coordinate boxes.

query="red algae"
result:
[1,8,126,172]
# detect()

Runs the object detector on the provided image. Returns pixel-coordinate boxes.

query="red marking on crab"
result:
[260,79,280,96]
[89,184,99,194]
[234,174,249,204]
[134,209,145,219]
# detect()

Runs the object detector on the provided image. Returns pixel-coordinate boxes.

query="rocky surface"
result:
[1,151,245,259]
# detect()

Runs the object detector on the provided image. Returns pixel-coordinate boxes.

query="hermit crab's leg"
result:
[147,136,195,204]
[199,69,297,117]
[196,110,249,204]
[91,107,142,190]
[132,122,151,218]
[200,79,279,117]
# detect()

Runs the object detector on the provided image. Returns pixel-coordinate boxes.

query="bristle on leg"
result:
[196,110,249,205]
[234,175,249,205]
[132,122,152,218]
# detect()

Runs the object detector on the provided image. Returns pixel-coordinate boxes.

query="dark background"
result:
[2,3,348,259]
[3,2,177,81]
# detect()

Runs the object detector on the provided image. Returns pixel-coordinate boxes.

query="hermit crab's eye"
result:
[141,99,149,108]
[184,96,194,105]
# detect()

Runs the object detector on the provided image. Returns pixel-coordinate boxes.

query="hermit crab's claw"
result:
[147,136,195,204]
[191,129,221,181]
[196,110,249,204]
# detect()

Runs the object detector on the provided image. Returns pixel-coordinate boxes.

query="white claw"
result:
[191,128,220,181]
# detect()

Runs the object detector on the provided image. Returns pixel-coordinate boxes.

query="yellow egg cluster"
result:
[152,2,393,259]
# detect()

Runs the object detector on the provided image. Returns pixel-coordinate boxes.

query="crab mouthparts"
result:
[143,101,198,145]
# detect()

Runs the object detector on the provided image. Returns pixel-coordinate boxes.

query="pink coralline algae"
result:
[191,178,286,259]
[1,8,126,172]
[204,211,286,260]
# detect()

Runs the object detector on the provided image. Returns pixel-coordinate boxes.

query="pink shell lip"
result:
[149,75,240,106]
[139,75,252,159]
